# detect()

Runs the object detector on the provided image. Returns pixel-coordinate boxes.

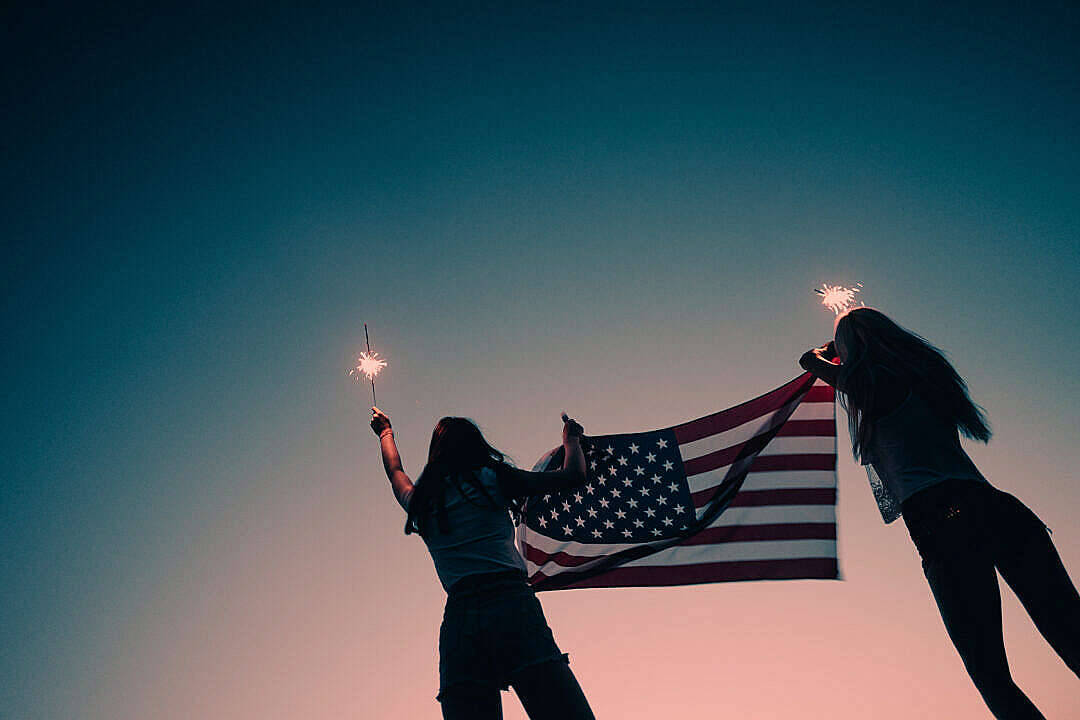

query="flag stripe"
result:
[682,436,835,475]
[525,539,836,574]
[530,558,839,589]
[672,377,833,444]
[693,486,836,509]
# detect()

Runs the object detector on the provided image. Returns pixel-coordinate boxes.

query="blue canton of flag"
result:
[527,430,695,544]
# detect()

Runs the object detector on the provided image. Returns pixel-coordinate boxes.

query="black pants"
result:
[903,480,1080,719]
[437,571,595,720]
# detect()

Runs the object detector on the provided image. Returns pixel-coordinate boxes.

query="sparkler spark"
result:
[814,283,863,315]
[351,352,387,383]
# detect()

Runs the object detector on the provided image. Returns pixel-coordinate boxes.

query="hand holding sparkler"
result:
[370,406,392,437]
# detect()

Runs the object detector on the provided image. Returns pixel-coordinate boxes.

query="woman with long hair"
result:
[370,407,595,720]
[800,307,1079,719]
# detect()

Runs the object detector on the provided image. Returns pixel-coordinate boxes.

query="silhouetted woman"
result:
[370,407,596,720]
[800,307,1080,719]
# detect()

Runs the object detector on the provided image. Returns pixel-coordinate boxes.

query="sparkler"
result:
[350,323,387,405]
[814,283,863,315]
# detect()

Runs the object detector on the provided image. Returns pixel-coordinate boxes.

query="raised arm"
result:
[499,415,588,498]
[370,407,414,510]
[799,340,842,388]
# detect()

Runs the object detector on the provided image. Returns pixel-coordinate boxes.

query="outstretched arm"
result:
[370,407,414,510]
[499,416,588,498]
[799,341,842,388]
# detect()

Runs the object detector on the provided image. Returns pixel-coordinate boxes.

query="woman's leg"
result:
[511,659,596,720]
[438,684,503,720]
[922,546,1045,719]
[993,495,1080,677]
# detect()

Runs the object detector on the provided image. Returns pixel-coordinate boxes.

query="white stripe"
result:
[689,469,837,495]
[704,503,836,527]
[678,402,834,462]
[620,539,837,566]
[525,538,837,574]
[521,504,835,558]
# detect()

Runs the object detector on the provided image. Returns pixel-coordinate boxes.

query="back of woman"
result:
[418,466,526,592]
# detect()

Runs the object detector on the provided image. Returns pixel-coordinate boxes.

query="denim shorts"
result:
[437,570,568,700]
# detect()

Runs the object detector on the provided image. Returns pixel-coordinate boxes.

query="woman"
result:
[370,407,596,720]
[800,307,1080,719]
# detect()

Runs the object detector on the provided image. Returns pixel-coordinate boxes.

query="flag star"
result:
[645,508,656,517]
[674,504,685,514]
[629,443,639,454]
[591,529,603,538]
[646,452,656,462]
[623,478,634,487]
[611,488,622,498]
[562,500,571,512]
[543,494,552,502]
[551,509,560,519]
[662,517,674,526]
[589,460,598,470]
[573,492,583,503]
[605,445,615,455]
[603,519,615,529]
[633,519,645,528]
[575,516,585,527]
[622,528,634,538]
[656,496,667,506]
[627,498,639,508]
[599,498,610,508]
[651,474,662,484]
[609,466,619,476]
[617,456,628,466]
[538,517,548,528]
[681,524,689,530]
[668,482,679,492]
[585,484,595,494]
[634,466,645,476]
[651,528,663,536]
[587,507,598,518]
[639,487,650,496]
[615,509,627,519]
[658,438,668,448]
[663,460,674,471]
[563,525,573,535]
[597,477,607,486]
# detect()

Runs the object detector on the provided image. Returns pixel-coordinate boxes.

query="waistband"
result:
[446,569,529,598]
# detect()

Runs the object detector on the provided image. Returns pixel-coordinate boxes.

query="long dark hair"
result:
[834,307,990,460]
[405,417,523,536]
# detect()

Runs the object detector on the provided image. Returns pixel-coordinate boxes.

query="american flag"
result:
[518,373,838,590]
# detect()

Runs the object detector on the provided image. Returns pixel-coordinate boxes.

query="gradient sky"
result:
[4,2,1080,718]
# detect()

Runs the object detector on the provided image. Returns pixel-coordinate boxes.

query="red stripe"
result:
[775,419,836,437]
[804,385,835,402]
[678,522,836,545]
[523,543,603,568]
[672,374,817,444]
[692,486,836,509]
[531,557,839,589]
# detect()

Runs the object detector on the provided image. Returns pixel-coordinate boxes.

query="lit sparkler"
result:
[814,283,863,315]
[349,323,387,405]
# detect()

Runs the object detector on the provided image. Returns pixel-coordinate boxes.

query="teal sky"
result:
[4,3,1079,718]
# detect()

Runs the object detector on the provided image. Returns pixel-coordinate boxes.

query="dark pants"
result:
[903,480,1080,719]
[437,570,595,720]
